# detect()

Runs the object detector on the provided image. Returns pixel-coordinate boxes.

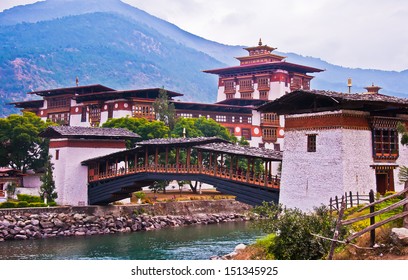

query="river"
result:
[0,221,263,260]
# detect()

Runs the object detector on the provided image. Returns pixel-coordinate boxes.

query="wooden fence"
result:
[329,191,370,214]
[327,183,408,259]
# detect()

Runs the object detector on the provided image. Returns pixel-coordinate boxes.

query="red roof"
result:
[28,84,116,97]
[204,61,323,75]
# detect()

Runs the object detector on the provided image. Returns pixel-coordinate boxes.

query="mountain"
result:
[0,0,407,117]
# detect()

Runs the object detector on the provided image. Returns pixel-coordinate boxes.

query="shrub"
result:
[17,201,29,208]
[134,191,146,199]
[0,202,18,208]
[28,202,47,208]
[17,194,42,203]
[253,203,340,260]
[48,201,57,207]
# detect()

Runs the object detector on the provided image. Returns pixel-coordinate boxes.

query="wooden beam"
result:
[358,187,408,212]
[342,197,408,226]
[346,211,408,243]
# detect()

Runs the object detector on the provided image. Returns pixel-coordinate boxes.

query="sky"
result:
[1,0,407,71]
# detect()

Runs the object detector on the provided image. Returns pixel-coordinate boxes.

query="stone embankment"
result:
[0,200,254,242]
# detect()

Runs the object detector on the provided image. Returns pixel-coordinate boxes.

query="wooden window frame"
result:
[307,134,317,152]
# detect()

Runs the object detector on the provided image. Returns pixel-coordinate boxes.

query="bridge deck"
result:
[83,137,282,205]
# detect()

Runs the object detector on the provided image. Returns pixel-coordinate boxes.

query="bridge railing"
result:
[88,163,280,190]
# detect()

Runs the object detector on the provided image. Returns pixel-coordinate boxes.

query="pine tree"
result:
[152,88,176,130]
[39,156,58,203]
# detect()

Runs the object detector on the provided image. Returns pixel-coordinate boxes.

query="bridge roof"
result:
[137,137,230,147]
[40,126,141,140]
[195,143,282,161]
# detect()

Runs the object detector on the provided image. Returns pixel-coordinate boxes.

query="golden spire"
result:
[258,38,263,46]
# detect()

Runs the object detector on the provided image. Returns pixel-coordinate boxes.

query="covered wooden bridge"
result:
[82,137,282,205]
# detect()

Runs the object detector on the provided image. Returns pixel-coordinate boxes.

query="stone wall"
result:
[0,200,253,242]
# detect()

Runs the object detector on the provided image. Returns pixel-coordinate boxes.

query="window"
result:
[47,97,70,109]
[55,149,59,160]
[89,105,101,127]
[239,79,254,92]
[261,113,279,124]
[307,134,317,152]
[257,77,270,90]
[216,115,226,122]
[372,128,399,159]
[242,128,251,140]
[262,128,277,142]
[179,113,193,118]
[259,91,269,100]
[107,104,114,119]
[224,80,236,93]
[132,104,154,118]
[248,117,252,124]
[81,106,87,122]
[240,92,253,99]
[48,112,70,126]
[226,93,235,99]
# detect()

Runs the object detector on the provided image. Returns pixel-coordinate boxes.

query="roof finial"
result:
[258,38,263,46]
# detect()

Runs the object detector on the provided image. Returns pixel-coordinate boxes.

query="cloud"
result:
[1,0,408,70]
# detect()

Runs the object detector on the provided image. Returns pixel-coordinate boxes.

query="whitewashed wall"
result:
[342,129,376,196]
[279,129,345,211]
[50,140,126,206]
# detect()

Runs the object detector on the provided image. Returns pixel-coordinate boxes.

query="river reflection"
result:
[0,221,263,260]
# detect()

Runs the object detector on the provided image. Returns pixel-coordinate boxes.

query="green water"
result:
[0,222,263,260]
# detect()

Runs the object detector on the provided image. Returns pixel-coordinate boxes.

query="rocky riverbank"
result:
[0,200,255,242]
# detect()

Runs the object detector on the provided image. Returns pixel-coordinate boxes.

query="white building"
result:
[259,86,408,211]
[39,126,140,206]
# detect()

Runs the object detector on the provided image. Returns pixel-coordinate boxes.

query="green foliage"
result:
[0,202,18,208]
[27,202,47,207]
[152,89,176,130]
[17,201,29,208]
[134,191,146,199]
[172,116,234,141]
[103,117,169,145]
[397,122,408,146]
[17,194,42,203]
[398,166,408,184]
[255,234,276,260]
[48,201,57,207]
[0,112,51,172]
[149,180,170,193]
[6,182,17,198]
[253,203,338,260]
[39,157,58,203]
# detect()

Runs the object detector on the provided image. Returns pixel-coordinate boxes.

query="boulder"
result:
[235,244,247,251]
[390,228,408,246]
[14,234,28,240]
[40,221,54,229]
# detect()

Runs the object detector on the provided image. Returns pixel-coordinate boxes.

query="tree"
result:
[397,122,408,146]
[171,116,235,141]
[0,112,51,173]
[39,156,58,203]
[253,203,339,260]
[149,180,171,194]
[152,88,176,130]
[102,117,169,146]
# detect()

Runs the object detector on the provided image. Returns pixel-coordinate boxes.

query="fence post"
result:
[404,181,408,229]
[335,196,339,210]
[350,191,353,208]
[345,192,348,208]
[328,197,346,260]
[330,197,333,215]
[369,189,376,247]
[356,191,360,206]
